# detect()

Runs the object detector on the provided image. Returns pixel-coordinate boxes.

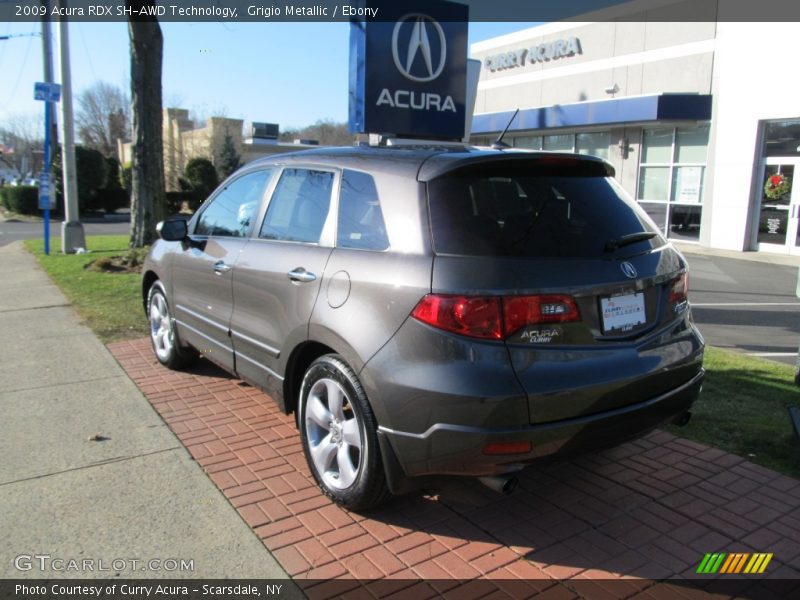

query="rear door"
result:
[230,167,337,387]
[426,158,697,424]
[170,169,273,371]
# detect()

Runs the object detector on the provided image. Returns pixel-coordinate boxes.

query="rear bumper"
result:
[377,369,703,479]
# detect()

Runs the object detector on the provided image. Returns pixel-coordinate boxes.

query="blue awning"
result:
[471,94,712,135]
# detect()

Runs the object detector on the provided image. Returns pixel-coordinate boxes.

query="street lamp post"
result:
[57,7,85,253]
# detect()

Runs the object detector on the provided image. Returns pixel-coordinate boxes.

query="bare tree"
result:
[0,113,44,177]
[76,81,130,158]
[128,1,165,248]
[280,119,354,146]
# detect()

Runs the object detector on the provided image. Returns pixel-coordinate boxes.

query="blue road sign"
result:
[34,82,61,103]
[38,171,54,210]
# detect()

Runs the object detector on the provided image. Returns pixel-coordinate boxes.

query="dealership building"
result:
[469,15,800,256]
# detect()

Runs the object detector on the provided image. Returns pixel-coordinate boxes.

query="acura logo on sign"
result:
[620,262,638,279]
[392,15,447,82]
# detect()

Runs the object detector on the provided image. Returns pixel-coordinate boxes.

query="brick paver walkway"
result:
[108,339,800,598]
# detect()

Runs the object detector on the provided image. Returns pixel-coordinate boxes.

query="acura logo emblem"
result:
[620,262,638,279]
[391,14,447,82]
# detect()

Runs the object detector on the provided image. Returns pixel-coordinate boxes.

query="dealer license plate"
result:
[600,292,645,333]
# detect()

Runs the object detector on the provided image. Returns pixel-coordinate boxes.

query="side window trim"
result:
[255,165,340,247]
[246,166,282,239]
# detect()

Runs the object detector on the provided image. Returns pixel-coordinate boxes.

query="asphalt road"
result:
[683,251,800,366]
[1,216,797,366]
[0,216,130,247]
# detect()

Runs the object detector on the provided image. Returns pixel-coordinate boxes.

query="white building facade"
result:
[469,16,800,256]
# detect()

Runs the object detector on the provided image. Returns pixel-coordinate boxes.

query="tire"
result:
[298,354,390,510]
[147,281,197,370]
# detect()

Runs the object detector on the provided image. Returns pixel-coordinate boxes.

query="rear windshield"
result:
[427,164,663,258]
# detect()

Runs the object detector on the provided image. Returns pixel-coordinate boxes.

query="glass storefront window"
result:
[756,164,794,246]
[543,134,574,152]
[669,205,702,241]
[671,166,705,203]
[675,125,710,163]
[763,119,800,157]
[641,129,673,163]
[638,167,670,201]
[637,125,710,243]
[513,136,542,150]
[638,202,667,231]
[576,132,610,159]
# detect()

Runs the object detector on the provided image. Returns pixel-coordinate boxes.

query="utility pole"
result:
[57,2,85,253]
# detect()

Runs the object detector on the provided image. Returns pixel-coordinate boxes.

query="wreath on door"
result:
[764,173,790,200]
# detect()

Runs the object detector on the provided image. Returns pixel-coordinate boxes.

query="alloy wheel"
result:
[149,292,174,362]
[303,377,363,490]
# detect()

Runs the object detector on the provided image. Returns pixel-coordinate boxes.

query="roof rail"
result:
[370,134,470,151]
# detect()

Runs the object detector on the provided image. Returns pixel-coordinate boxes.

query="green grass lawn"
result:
[666,347,800,478]
[25,235,800,479]
[24,235,148,343]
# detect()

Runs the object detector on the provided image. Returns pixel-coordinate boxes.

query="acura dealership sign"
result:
[485,37,582,72]
[349,0,468,139]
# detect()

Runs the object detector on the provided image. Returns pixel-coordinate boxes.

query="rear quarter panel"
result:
[308,175,433,424]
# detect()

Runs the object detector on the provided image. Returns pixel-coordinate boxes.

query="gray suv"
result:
[143,146,704,509]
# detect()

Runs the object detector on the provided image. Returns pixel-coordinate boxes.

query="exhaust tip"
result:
[502,476,519,495]
[478,475,519,495]
[673,411,692,427]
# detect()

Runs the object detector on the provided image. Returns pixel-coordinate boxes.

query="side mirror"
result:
[157,218,188,241]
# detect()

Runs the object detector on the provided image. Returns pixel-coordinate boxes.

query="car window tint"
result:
[260,168,334,243]
[337,170,389,251]
[195,170,272,237]
[428,164,663,258]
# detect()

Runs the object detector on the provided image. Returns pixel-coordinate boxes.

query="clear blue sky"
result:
[0,21,539,132]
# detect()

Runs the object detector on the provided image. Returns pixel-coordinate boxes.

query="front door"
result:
[170,169,273,371]
[230,166,338,391]
[171,238,247,371]
[755,158,800,255]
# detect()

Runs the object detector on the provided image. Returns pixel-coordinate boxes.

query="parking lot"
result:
[682,247,800,367]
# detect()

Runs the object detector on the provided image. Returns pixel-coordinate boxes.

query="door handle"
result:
[213,261,232,275]
[288,267,317,283]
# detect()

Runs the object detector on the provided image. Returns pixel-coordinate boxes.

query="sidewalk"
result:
[0,241,290,580]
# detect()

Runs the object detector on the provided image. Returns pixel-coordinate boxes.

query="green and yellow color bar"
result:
[696,552,773,574]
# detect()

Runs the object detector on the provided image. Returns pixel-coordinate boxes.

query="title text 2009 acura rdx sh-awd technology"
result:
[142,146,704,509]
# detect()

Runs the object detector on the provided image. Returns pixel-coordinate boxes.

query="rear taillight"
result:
[411,294,580,340]
[411,295,503,340]
[502,295,580,336]
[669,272,689,303]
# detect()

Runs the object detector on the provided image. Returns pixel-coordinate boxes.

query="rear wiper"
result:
[604,231,658,253]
